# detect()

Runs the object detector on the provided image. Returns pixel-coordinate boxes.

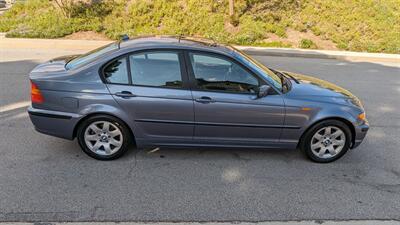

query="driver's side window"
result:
[189,53,259,94]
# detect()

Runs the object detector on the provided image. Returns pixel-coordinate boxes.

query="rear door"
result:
[186,51,285,146]
[104,50,194,144]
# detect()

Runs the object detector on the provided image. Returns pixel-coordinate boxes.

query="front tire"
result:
[300,120,352,163]
[77,115,131,160]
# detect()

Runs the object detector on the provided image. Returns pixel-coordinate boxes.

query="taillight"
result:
[31,81,44,103]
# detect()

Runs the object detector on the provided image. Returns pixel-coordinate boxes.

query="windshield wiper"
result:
[272,68,300,84]
[281,75,290,92]
[282,72,300,84]
[270,68,290,92]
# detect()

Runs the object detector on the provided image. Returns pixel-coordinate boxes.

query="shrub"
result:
[292,0,400,53]
[6,11,74,38]
[230,15,266,45]
[1,0,113,38]
[0,0,399,53]
[299,39,317,49]
[254,41,292,48]
[0,0,50,33]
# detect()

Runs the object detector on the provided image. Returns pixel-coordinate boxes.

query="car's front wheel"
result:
[300,120,352,163]
[77,115,131,160]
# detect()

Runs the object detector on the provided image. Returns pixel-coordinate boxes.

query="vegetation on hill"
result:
[0,0,399,53]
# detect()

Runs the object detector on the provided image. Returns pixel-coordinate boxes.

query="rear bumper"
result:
[28,107,82,140]
[351,121,369,149]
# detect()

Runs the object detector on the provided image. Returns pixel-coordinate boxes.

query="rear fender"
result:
[75,103,137,139]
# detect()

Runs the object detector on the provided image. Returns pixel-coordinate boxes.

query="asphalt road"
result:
[0,48,399,222]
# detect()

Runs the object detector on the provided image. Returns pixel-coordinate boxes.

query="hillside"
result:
[0,0,399,53]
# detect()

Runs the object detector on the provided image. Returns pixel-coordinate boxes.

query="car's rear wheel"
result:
[77,115,130,160]
[300,120,352,163]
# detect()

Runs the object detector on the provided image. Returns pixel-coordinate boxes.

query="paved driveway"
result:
[0,48,399,222]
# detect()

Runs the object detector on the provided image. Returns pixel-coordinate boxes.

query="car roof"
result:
[119,36,236,55]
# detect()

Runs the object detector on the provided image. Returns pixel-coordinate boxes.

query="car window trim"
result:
[184,50,277,95]
[99,49,191,90]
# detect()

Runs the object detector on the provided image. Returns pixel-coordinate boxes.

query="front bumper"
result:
[351,121,369,149]
[28,107,82,140]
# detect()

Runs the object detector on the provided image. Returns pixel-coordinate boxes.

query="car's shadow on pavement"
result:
[51,139,305,163]
[134,145,306,164]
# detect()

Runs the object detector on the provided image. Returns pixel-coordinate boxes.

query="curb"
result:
[0,37,112,51]
[235,46,400,63]
[1,36,399,63]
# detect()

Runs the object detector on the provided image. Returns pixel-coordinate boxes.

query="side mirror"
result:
[256,85,271,98]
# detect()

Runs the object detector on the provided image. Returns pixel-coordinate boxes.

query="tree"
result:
[52,0,74,18]
[228,0,238,26]
[229,0,234,18]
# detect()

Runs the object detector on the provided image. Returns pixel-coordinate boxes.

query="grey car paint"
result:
[28,37,368,150]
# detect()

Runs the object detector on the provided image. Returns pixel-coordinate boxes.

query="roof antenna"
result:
[119,34,130,41]
[209,36,218,47]
[178,33,184,43]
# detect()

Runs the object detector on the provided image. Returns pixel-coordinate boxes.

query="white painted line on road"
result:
[0,101,30,113]
[2,221,400,225]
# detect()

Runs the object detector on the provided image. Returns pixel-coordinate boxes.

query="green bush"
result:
[103,0,228,41]
[6,11,74,38]
[293,0,400,53]
[299,39,317,49]
[230,15,266,45]
[0,0,399,53]
[0,0,113,38]
[254,41,292,48]
[0,0,50,33]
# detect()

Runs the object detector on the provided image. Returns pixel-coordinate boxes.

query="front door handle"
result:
[195,96,215,103]
[115,91,136,98]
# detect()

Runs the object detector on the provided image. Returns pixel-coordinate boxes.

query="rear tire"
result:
[77,115,131,160]
[300,120,352,163]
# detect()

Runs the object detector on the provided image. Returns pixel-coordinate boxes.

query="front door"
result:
[104,50,194,145]
[187,52,285,146]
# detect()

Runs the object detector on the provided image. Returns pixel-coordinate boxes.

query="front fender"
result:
[280,98,358,145]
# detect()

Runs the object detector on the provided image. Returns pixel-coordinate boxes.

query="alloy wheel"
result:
[310,126,346,159]
[84,121,123,156]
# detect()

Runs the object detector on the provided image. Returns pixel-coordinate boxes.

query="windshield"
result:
[65,42,119,70]
[232,47,282,91]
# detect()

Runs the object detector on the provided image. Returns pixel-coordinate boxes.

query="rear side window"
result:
[129,52,183,88]
[103,57,129,84]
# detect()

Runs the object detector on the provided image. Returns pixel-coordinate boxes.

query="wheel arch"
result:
[73,112,136,145]
[297,117,355,148]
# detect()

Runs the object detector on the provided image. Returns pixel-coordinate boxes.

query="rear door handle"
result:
[195,96,215,103]
[115,91,136,98]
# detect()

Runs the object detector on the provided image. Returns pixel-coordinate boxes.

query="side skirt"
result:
[135,137,298,150]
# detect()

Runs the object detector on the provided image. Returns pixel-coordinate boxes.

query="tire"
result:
[77,115,131,160]
[300,120,352,163]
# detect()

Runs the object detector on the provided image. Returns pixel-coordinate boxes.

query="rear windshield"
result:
[65,42,119,70]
